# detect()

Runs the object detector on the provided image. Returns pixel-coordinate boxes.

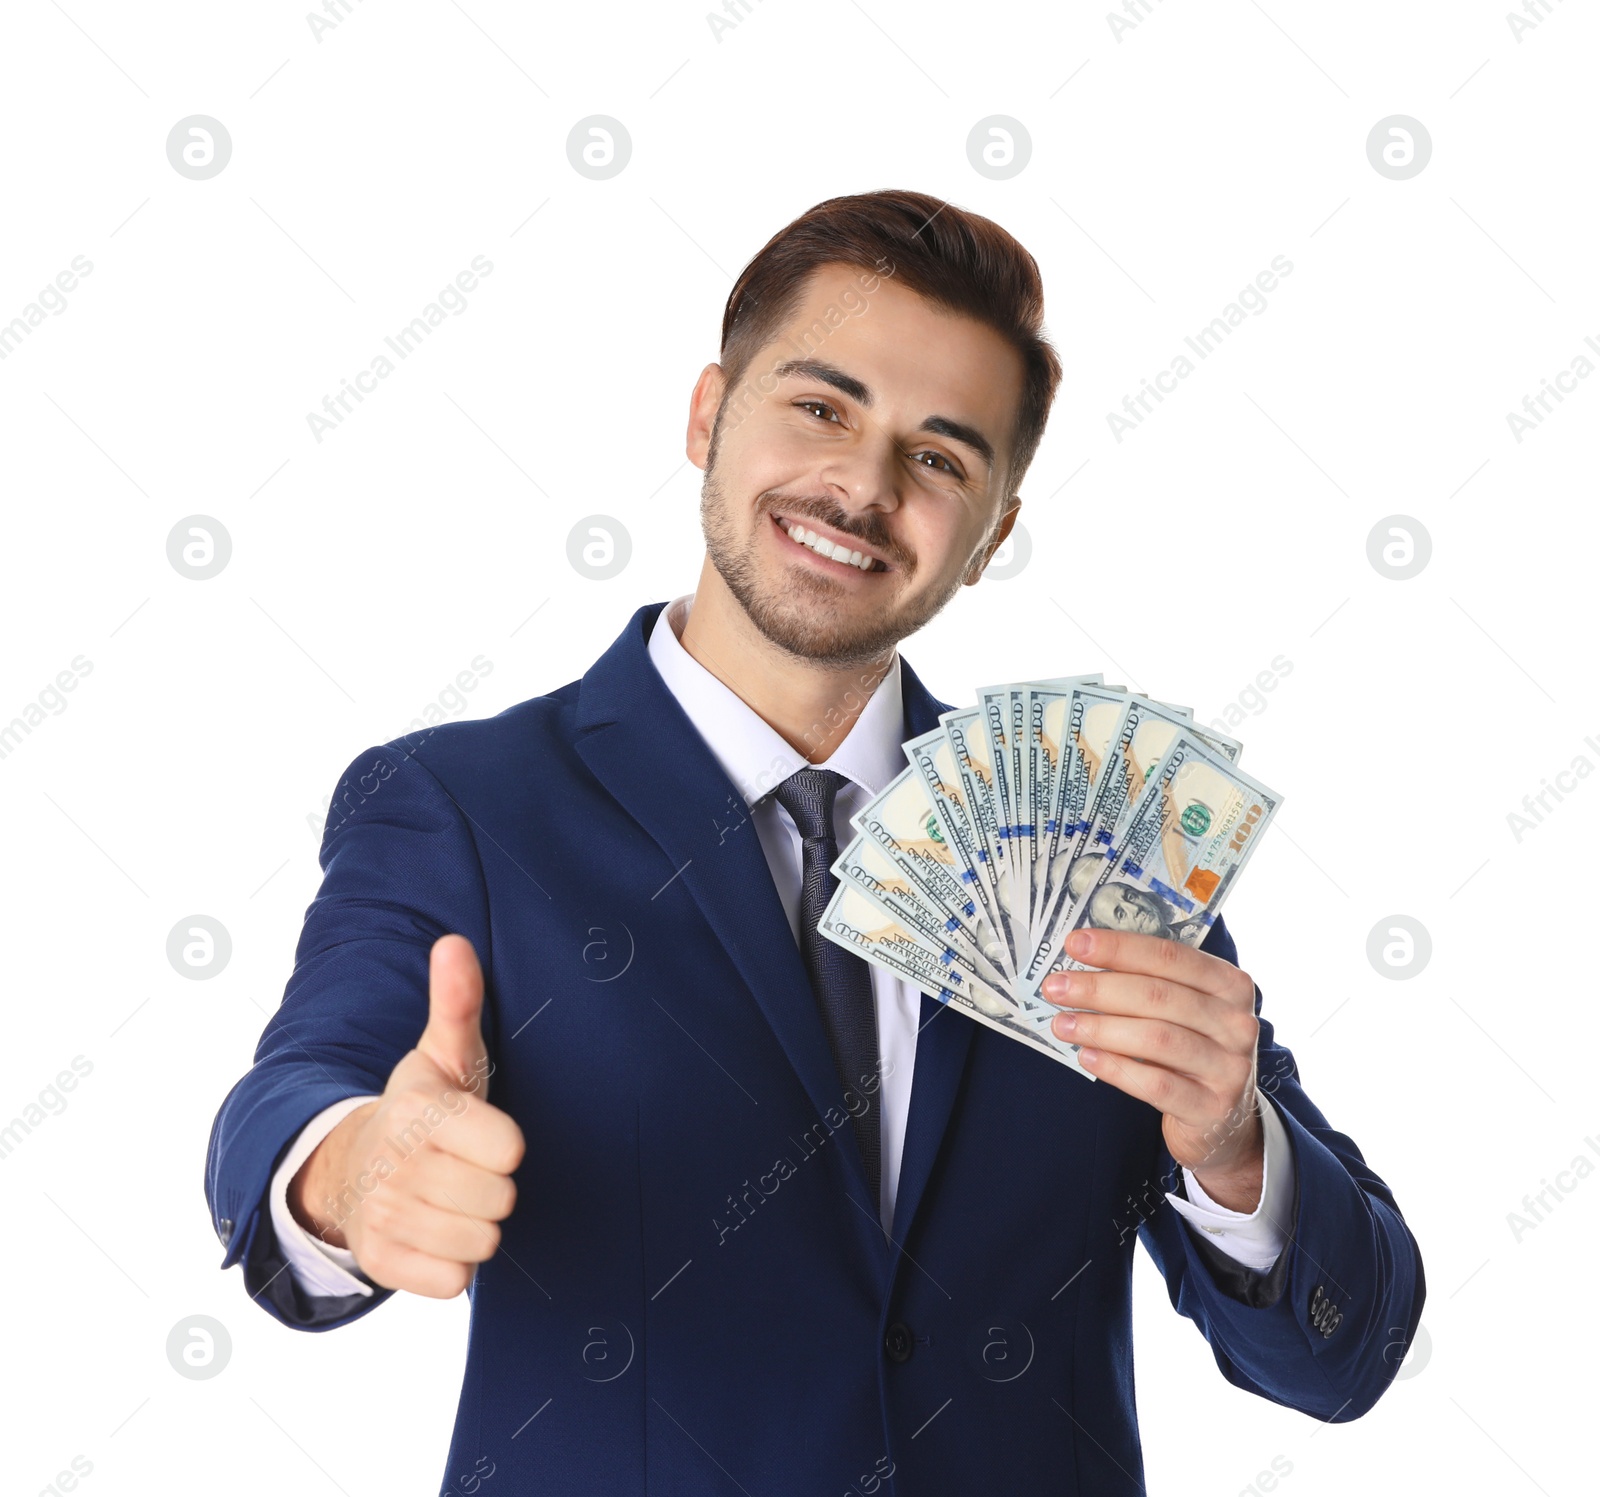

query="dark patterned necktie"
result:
[770,767,882,1211]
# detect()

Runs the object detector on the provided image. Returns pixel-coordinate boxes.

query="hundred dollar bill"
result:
[1019,678,1112,938]
[975,686,1026,915]
[849,765,1008,975]
[982,675,1102,944]
[1028,683,1134,944]
[819,881,1018,1017]
[1019,728,1283,1010]
[1025,695,1242,990]
[1084,701,1239,861]
[832,831,1013,998]
[818,882,1094,1078]
[904,725,1019,977]
[1133,694,1194,718]
[940,708,1008,894]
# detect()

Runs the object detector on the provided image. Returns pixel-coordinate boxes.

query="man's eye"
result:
[798,400,841,423]
[914,450,958,475]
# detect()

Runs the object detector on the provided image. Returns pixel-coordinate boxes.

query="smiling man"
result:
[206,189,1424,1496]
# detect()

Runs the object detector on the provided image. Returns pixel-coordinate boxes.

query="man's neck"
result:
[676,557,896,764]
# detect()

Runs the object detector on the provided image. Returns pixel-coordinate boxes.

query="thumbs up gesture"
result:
[288,935,526,1298]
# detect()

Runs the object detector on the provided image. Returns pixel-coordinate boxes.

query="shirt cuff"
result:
[268,1095,383,1299]
[1165,1090,1295,1274]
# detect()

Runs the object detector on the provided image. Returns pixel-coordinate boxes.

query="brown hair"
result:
[716,189,1062,503]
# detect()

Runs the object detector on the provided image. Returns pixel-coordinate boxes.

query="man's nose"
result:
[817,430,904,513]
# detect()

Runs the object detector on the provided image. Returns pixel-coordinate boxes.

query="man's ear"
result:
[686,362,727,471]
[965,497,1022,585]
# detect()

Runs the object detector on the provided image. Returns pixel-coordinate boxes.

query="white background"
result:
[1,1,1593,1493]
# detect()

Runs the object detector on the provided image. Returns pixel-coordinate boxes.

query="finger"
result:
[1043,966,1219,1031]
[1061,927,1253,1006]
[369,1192,503,1264]
[357,1238,475,1300]
[1044,969,1259,1059]
[1051,1008,1225,1081]
[424,1098,526,1178]
[419,934,488,1095]
[408,1149,519,1222]
[1070,1046,1215,1123]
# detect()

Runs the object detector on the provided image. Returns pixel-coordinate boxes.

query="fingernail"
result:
[1055,1012,1077,1035]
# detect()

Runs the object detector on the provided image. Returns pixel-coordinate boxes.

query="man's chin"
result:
[749,601,903,667]
[735,576,911,667]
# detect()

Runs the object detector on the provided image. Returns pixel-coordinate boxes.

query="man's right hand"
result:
[288,934,525,1299]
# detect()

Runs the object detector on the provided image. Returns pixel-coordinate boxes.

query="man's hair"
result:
[717,188,1063,503]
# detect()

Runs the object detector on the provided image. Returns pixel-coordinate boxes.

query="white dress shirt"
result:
[269,594,1295,1298]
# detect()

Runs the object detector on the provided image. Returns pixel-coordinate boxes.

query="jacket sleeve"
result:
[202,736,495,1331]
[1136,916,1426,1420]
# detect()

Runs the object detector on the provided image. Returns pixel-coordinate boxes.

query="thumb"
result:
[415,933,489,1100]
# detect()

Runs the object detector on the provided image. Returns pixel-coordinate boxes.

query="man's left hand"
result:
[1042,927,1265,1212]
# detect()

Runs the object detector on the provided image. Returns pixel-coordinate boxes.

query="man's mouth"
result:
[771,512,890,573]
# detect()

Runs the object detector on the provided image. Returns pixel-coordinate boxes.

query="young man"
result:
[206,189,1424,1495]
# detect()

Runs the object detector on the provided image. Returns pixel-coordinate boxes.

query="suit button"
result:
[1309,1284,1342,1338]
[216,1217,234,1247]
[884,1322,913,1363]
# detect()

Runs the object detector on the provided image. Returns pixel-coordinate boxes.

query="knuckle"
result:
[1143,979,1168,1010]
[1222,1010,1257,1053]
[396,1083,435,1114]
[472,1221,502,1260]
[494,1179,518,1220]
[358,1243,394,1286]
[499,1135,527,1176]
[363,1190,398,1235]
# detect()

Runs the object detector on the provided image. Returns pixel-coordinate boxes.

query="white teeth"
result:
[783,519,877,571]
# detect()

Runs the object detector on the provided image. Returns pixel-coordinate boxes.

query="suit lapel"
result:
[573,604,886,1245]
[573,604,977,1260]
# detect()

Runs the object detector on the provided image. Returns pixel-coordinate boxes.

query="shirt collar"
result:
[646,593,906,808]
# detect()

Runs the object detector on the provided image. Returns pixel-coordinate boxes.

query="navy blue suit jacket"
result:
[205,601,1424,1495]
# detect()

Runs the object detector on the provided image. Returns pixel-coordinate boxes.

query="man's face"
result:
[687,261,1027,666]
[1066,852,1107,903]
[1087,884,1168,937]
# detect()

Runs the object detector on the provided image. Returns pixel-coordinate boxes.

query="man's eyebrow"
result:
[769,358,997,470]
[771,358,871,406]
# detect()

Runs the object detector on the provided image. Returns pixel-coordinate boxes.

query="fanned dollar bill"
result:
[1023,697,1242,994]
[1028,682,1131,946]
[817,883,1093,1077]
[813,673,1283,1082]
[1019,727,1283,1011]
[832,831,1012,997]
[902,725,1020,978]
[848,765,1008,974]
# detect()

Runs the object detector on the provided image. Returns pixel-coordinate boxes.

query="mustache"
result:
[757,493,914,571]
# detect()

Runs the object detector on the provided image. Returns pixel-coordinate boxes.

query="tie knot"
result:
[770,767,849,841]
